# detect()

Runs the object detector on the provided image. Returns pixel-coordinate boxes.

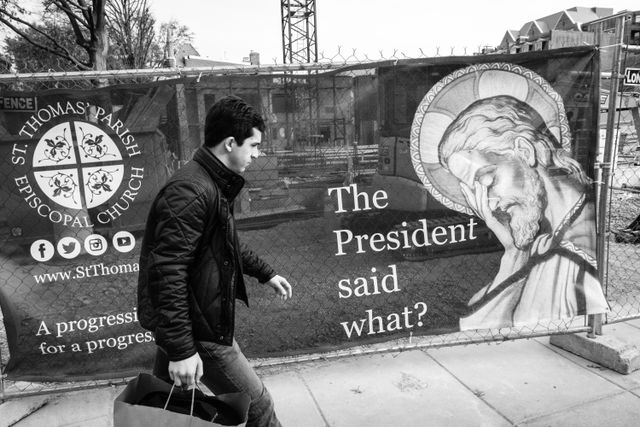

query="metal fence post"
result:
[588,313,604,338]
[594,14,626,337]
[0,354,4,403]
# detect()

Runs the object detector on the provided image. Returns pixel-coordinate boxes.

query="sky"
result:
[149,0,639,65]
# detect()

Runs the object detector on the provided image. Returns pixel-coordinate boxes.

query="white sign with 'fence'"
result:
[624,67,640,86]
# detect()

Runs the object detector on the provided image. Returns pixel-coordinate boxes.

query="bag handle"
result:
[164,384,196,417]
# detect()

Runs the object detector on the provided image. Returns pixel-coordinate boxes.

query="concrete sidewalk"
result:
[3,320,640,426]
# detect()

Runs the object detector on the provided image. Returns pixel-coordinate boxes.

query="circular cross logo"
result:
[12,103,145,230]
[33,121,124,210]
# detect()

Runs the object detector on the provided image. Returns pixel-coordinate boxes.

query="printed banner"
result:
[0,84,175,380]
[0,47,607,380]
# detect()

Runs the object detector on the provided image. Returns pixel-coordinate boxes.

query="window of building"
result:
[558,17,567,29]
[318,124,331,144]
[272,93,295,113]
[603,19,615,32]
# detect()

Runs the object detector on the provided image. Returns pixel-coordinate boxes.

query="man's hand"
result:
[265,275,292,301]
[460,181,529,291]
[168,352,203,388]
[459,181,515,251]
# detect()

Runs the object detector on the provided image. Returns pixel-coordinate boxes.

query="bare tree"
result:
[5,17,85,73]
[0,0,108,71]
[1,1,194,71]
[106,0,156,69]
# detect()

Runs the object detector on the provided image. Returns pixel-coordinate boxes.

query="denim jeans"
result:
[153,339,281,427]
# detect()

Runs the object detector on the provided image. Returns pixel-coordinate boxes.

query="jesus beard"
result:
[495,167,547,250]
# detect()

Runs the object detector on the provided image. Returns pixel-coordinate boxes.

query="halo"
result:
[409,63,571,215]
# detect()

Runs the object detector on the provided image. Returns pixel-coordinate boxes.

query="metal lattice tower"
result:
[281,0,318,64]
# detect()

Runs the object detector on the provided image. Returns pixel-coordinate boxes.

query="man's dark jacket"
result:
[137,146,275,361]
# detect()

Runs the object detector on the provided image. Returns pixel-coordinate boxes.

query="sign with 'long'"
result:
[624,67,640,86]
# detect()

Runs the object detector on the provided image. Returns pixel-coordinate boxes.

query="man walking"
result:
[138,95,292,426]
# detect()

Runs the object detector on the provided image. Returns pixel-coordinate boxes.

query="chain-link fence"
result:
[0,43,638,400]
[601,30,640,324]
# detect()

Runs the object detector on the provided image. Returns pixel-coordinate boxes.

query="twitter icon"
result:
[62,241,76,254]
[57,237,81,259]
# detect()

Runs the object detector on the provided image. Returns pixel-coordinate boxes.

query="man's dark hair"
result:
[204,95,265,147]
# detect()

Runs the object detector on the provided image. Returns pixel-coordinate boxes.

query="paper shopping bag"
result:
[114,373,250,427]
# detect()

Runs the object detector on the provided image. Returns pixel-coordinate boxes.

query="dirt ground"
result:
[604,189,640,320]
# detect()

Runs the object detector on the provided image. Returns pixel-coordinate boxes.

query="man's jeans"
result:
[153,339,281,427]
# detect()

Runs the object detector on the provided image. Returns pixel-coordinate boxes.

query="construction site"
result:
[0,2,640,422]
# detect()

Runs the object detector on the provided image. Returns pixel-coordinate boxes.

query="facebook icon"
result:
[30,239,54,262]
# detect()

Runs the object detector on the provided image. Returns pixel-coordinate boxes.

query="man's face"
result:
[447,149,546,249]
[228,128,262,173]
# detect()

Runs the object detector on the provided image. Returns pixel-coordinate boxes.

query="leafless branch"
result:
[0,14,91,69]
